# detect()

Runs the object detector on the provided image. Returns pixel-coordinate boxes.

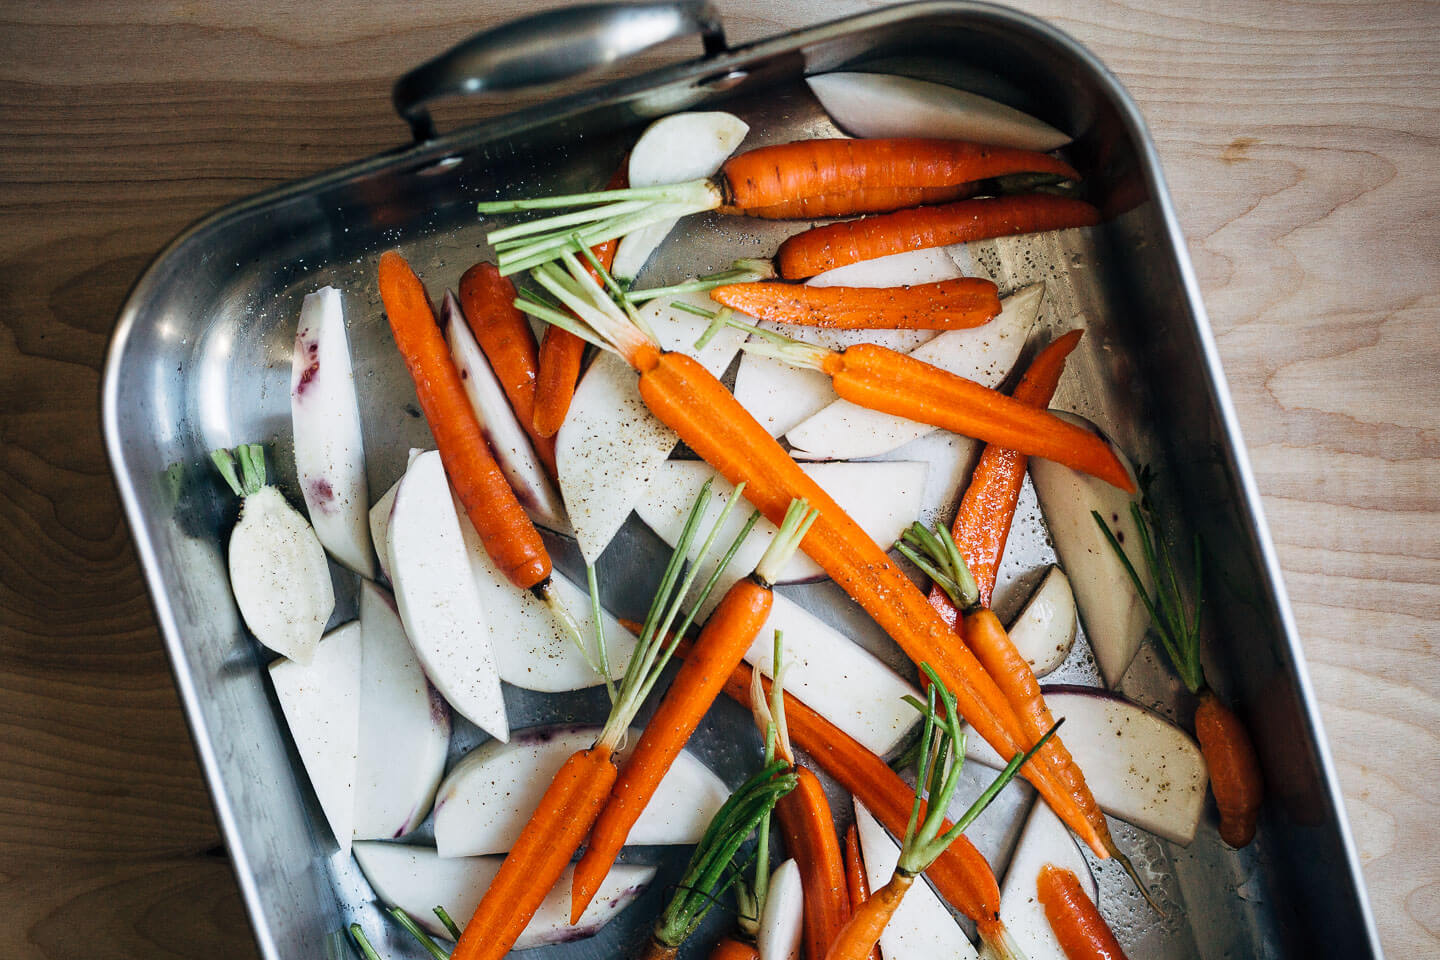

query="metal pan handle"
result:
[393,1,727,141]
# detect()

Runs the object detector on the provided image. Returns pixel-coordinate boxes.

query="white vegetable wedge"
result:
[290,286,374,577]
[432,724,728,857]
[786,282,1045,460]
[269,622,361,855]
[999,801,1097,960]
[442,291,568,533]
[1028,413,1151,687]
[757,859,804,960]
[386,450,507,741]
[1007,566,1078,678]
[853,800,980,960]
[613,111,750,281]
[732,351,835,438]
[352,582,450,841]
[965,686,1208,844]
[806,73,1070,151]
[368,479,398,583]
[352,841,654,946]
[746,593,919,756]
[809,245,967,291]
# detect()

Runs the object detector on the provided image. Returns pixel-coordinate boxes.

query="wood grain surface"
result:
[0,0,1435,956]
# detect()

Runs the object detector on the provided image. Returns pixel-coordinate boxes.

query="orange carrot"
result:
[377,250,551,590]
[458,261,556,476]
[823,873,912,960]
[719,183,975,219]
[777,194,1101,279]
[842,827,882,960]
[1195,690,1263,847]
[709,277,1001,331]
[709,937,760,960]
[1037,864,1130,960]
[775,766,852,959]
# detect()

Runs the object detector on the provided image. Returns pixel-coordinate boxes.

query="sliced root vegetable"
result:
[867,430,981,530]
[757,859,804,960]
[269,622,361,854]
[1027,413,1151,687]
[353,581,450,841]
[352,841,653,946]
[442,291,567,533]
[805,73,1070,151]
[613,111,751,281]
[368,479,398,582]
[965,686,1207,844]
[1006,566,1077,678]
[785,282,1044,460]
[999,801,1097,960]
[732,351,837,439]
[808,246,969,290]
[290,286,374,577]
[386,450,508,740]
[852,801,980,960]
[432,724,728,858]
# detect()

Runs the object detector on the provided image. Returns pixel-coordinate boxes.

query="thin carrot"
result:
[708,277,1001,331]
[1037,864,1130,960]
[709,937,761,960]
[775,766,851,959]
[842,827,882,960]
[776,194,1102,279]
[719,183,975,219]
[824,873,913,960]
[1195,690,1263,848]
[458,261,556,475]
[377,250,551,590]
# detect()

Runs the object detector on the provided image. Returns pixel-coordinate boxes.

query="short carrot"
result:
[1037,864,1130,960]
[708,937,761,960]
[719,182,975,219]
[776,768,851,959]
[842,826,882,960]
[775,193,1102,279]
[708,276,1001,331]
[1195,690,1263,848]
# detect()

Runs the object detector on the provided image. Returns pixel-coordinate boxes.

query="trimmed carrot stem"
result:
[709,277,1001,331]
[775,766,852,959]
[842,827,882,960]
[1037,864,1130,960]
[1195,690,1263,847]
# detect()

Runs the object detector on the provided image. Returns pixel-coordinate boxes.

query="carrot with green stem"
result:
[708,276,1001,331]
[1037,864,1130,960]
[824,665,1059,960]
[450,480,756,960]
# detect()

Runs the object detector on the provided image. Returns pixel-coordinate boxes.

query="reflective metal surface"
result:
[102,3,1382,958]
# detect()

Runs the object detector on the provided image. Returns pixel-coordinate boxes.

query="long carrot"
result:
[708,277,1000,331]
[719,183,975,219]
[1037,864,1130,960]
[458,261,556,475]
[1195,690,1263,847]
[842,827,882,960]
[775,766,851,959]
[776,193,1101,279]
[377,250,551,590]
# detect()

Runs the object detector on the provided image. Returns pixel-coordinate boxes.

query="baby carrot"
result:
[709,277,1001,331]
[1195,690,1263,847]
[1037,864,1130,960]
[719,183,975,219]
[842,826,882,960]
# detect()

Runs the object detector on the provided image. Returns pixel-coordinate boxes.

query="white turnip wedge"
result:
[785,282,1045,460]
[965,686,1208,844]
[612,111,750,282]
[806,73,1070,151]
[757,858,804,960]
[386,450,507,741]
[290,286,374,577]
[1007,566,1078,678]
[352,582,450,842]
[999,801,1097,960]
[352,841,654,946]
[367,479,398,582]
[1028,412,1151,687]
[269,622,361,854]
[441,291,568,533]
[431,724,728,858]
[853,800,981,960]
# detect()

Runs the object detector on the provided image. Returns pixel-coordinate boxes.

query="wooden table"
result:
[1,1,1434,955]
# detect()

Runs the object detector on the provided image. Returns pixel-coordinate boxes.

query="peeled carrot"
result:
[776,194,1102,279]
[458,261,556,476]
[1037,864,1130,960]
[823,873,912,960]
[377,250,551,590]
[719,183,975,219]
[775,766,852,959]
[843,827,882,960]
[1195,690,1263,847]
[709,937,760,960]
[709,277,1001,331]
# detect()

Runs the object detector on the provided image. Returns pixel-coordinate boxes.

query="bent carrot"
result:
[842,826,882,960]
[709,277,1001,331]
[777,194,1102,279]
[1195,690,1263,847]
[1037,864,1129,960]
[824,873,912,960]
[458,261,556,475]
[377,250,551,590]
[719,183,975,219]
[775,766,851,959]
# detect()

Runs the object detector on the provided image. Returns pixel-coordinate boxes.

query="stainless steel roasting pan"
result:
[101,3,1382,957]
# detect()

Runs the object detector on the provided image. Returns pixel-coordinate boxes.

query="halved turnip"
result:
[612,111,751,282]
[290,286,375,578]
[1027,413,1151,687]
[965,686,1207,844]
[785,282,1045,460]
[352,581,450,842]
[367,479,398,583]
[1006,566,1077,678]
[999,801,1097,960]
[757,858,804,960]
[386,450,507,741]
[441,291,567,533]
[352,841,654,946]
[853,800,980,960]
[213,444,335,665]
[432,724,729,858]
[806,73,1070,151]
[269,622,361,854]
